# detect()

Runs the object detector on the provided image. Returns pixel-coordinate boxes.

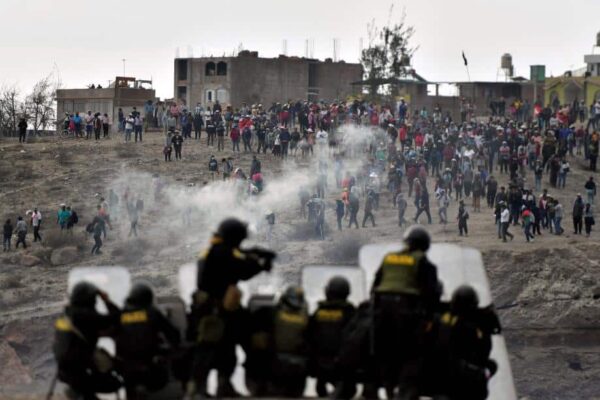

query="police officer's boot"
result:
[216,376,242,398]
[361,383,379,400]
[316,379,328,397]
[332,381,356,400]
[183,380,211,400]
[396,384,418,400]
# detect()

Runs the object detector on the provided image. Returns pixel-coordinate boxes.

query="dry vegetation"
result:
[0,132,599,399]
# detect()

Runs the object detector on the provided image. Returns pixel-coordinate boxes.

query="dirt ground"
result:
[0,131,599,399]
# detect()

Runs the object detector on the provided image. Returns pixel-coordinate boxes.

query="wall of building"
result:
[544,77,600,107]
[176,58,233,108]
[175,55,363,109]
[230,56,309,106]
[312,61,363,101]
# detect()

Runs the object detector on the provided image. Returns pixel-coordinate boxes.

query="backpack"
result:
[209,159,218,171]
[70,211,79,224]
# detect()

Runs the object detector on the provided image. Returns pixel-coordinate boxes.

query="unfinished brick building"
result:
[173,50,363,108]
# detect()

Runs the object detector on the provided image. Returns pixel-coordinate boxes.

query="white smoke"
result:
[102,124,385,290]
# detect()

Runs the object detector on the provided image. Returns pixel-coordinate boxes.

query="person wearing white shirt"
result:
[124,115,134,142]
[31,208,42,242]
[500,205,513,242]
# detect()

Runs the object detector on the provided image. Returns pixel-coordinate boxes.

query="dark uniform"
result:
[243,295,277,397]
[116,284,181,398]
[424,286,500,400]
[187,218,273,398]
[309,277,356,398]
[53,282,121,400]
[371,226,439,400]
[243,287,309,398]
[269,287,310,398]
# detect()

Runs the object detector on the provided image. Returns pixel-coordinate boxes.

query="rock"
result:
[0,341,32,386]
[19,254,42,267]
[50,246,79,266]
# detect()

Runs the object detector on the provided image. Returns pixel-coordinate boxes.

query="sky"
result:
[1,0,600,99]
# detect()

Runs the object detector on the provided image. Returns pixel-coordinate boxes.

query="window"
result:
[205,62,216,76]
[177,59,188,81]
[205,90,214,102]
[217,62,227,76]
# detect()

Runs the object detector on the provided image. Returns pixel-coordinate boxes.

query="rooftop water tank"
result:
[501,53,513,70]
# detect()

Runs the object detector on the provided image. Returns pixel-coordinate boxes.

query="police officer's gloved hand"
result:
[262,259,273,273]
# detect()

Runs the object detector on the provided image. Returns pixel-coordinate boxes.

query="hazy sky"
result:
[1,0,599,99]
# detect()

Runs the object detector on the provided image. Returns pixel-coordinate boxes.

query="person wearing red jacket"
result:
[443,144,455,168]
[370,111,379,126]
[399,124,408,149]
[279,108,290,127]
[230,125,241,152]
[415,132,424,149]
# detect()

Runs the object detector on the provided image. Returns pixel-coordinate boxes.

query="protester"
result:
[31,208,42,242]
[3,219,13,251]
[584,203,595,237]
[14,216,28,249]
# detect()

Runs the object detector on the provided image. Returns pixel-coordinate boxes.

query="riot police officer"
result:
[187,218,274,398]
[371,225,440,400]
[427,285,500,400]
[309,276,356,398]
[52,282,121,400]
[270,286,310,398]
[116,283,181,399]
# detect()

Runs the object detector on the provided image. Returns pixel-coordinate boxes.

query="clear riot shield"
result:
[68,266,131,311]
[358,242,517,400]
[178,262,197,309]
[178,262,277,310]
[301,265,367,313]
[67,266,131,358]
[359,243,490,305]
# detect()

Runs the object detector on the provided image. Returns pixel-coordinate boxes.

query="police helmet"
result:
[281,286,305,309]
[217,218,248,246]
[451,285,479,315]
[126,283,154,308]
[70,281,99,308]
[403,225,431,251]
[325,276,350,301]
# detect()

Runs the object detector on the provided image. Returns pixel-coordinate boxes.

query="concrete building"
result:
[173,50,363,108]
[56,77,155,131]
[352,75,543,121]
[544,32,600,107]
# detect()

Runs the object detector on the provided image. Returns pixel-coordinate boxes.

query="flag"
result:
[462,51,468,66]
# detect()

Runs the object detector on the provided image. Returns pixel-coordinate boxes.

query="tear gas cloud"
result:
[104,124,383,291]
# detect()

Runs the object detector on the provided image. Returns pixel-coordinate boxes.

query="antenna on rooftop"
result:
[282,39,288,56]
[305,39,309,58]
[309,38,315,59]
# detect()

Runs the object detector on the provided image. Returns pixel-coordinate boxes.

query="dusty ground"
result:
[0,131,599,399]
